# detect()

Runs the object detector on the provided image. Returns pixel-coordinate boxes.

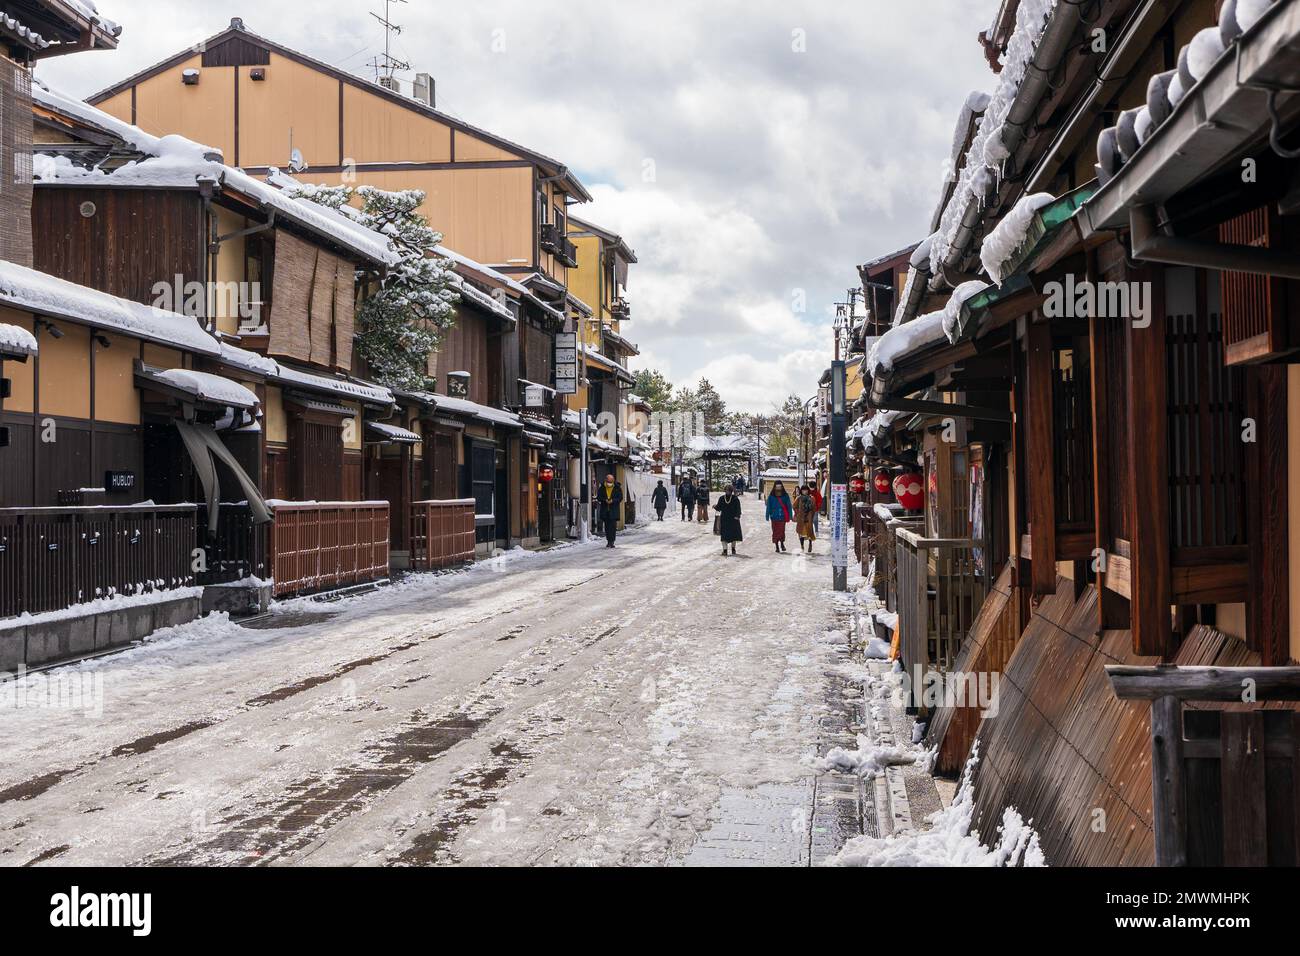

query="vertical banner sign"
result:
[555,333,578,395]
[830,482,848,570]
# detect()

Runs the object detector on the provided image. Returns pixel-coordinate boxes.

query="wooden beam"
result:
[1106,665,1300,701]
[1126,273,1172,658]
[1024,318,1056,597]
[872,396,1011,423]
[1245,364,1289,666]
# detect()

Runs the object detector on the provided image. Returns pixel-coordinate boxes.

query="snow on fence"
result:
[0,504,197,618]
[266,501,390,597]
[409,499,475,571]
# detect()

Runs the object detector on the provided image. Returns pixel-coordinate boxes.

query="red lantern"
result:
[893,471,924,511]
[872,469,892,495]
[849,475,866,495]
[539,465,555,483]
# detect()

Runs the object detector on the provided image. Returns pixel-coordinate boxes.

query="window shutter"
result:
[308,248,336,367]
[268,230,315,363]
[1220,206,1290,364]
[333,258,356,372]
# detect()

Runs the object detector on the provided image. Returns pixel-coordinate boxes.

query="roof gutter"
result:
[1129,203,1300,279]
[932,0,1088,290]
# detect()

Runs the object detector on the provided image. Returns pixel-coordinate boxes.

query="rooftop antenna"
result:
[368,0,410,87]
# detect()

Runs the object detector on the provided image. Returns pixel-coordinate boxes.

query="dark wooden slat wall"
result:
[33,188,206,307]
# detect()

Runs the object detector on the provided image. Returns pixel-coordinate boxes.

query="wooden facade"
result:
[857,0,1300,865]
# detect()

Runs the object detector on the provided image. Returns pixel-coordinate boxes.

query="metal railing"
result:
[0,504,197,618]
[894,527,987,684]
[409,499,475,571]
[196,504,269,586]
[268,501,390,597]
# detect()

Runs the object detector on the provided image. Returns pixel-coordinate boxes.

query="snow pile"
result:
[0,321,38,355]
[1236,0,1277,33]
[1,586,203,630]
[829,746,1047,867]
[931,0,1058,273]
[813,735,914,777]
[979,192,1055,285]
[152,369,259,408]
[817,628,850,646]
[941,280,991,340]
[867,309,947,375]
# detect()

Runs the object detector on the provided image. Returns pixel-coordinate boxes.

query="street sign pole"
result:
[829,361,848,592]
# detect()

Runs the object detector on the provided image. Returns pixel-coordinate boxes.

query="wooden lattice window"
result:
[1219,206,1290,364]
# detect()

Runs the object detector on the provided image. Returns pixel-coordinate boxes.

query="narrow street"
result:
[0,500,919,867]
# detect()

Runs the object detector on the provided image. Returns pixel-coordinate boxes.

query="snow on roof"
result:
[367,421,421,443]
[217,340,279,376]
[687,435,752,454]
[868,309,948,376]
[450,272,514,322]
[0,259,220,356]
[942,280,992,340]
[151,368,259,409]
[0,322,38,357]
[275,363,394,406]
[930,0,1058,273]
[430,394,524,429]
[1,12,49,47]
[980,192,1055,286]
[32,83,398,267]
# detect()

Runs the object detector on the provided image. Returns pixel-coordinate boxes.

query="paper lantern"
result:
[539,465,555,483]
[893,471,924,511]
[872,469,892,495]
[849,475,866,495]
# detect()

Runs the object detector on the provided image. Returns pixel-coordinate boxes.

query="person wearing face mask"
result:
[715,482,743,557]
[596,472,624,548]
[794,484,818,553]
[764,480,793,553]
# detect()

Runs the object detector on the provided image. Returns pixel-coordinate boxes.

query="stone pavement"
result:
[682,582,941,866]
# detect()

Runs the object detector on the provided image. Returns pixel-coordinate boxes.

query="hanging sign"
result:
[524,384,547,408]
[554,332,578,395]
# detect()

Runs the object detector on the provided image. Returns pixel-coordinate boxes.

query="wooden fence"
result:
[0,504,197,618]
[409,498,475,571]
[267,501,390,598]
[895,528,987,695]
[196,504,269,586]
[1107,664,1300,866]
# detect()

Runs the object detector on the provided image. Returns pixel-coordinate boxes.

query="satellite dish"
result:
[288,147,307,173]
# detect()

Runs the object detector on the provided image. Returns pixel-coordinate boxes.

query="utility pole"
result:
[829,361,848,591]
[579,408,589,543]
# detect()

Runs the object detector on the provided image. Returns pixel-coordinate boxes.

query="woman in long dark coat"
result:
[715,484,743,556]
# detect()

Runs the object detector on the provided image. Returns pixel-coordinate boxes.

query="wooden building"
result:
[857,0,1300,865]
[87,16,600,546]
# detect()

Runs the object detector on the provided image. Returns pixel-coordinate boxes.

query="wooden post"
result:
[1126,268,1172,658]
[1024,317,1056,597]
[1150,694,1188,867]
[1245,364,1289,666]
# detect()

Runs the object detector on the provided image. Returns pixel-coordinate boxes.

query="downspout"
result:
[1130,204,1300,279]
[933,0,1089,289]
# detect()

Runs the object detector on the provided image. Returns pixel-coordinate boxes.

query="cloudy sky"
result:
[39,0,995,413]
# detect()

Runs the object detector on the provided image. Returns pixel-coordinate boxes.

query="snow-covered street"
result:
[0,500,898,867]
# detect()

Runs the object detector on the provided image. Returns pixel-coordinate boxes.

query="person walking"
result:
[765,480,793,553]
[679,478,695,521]
[794,484,818,552]
[596,473,624,548]
[715,483,743,556]
[651,479,669,521]
[696,480,710,523]
[811,472,824,536]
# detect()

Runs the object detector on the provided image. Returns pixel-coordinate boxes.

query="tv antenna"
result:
[368,0,410,82]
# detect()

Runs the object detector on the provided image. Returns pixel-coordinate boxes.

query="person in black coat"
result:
[651,480,669,520]
[715,484,743,556]
[679,479,696,520]
[596,474,624,547]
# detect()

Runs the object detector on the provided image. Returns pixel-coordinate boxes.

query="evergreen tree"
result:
[632,368,674,410]
[692,378,727,434]
[286,181,458,391]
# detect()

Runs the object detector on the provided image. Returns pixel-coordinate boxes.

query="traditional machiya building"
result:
[85,16,593,549]
[4,75,477,654]
[856,0,1300,866]
[566,216,641,529]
